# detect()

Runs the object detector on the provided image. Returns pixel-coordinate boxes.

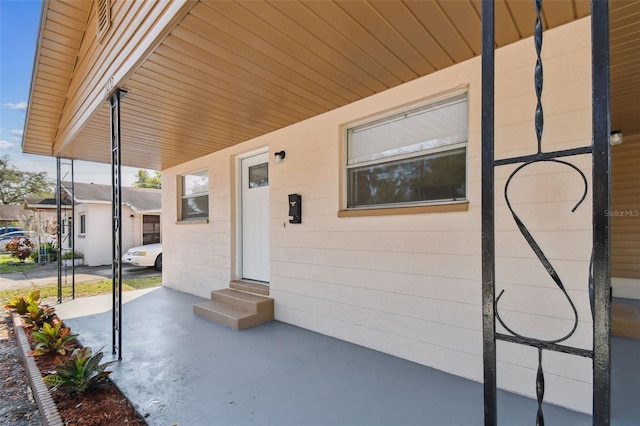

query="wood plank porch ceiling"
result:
[24,0,639,171]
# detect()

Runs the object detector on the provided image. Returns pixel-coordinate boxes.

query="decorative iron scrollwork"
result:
[496,159,588,345]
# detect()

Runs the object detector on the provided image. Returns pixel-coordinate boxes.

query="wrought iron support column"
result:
[56,158,62,303]
[481,1,497,425]
[70,167,75,299]
[110,88,126,360]
[482,0,611,424]
[591,0,612,422]
[55,158,75,303]
[69,168,76,299]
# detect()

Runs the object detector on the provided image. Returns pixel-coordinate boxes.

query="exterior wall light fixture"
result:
[274,150,286,163]
[610,130,623,146]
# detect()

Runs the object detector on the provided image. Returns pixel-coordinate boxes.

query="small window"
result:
[346,94,468,209]
[142,215,161,244]
[79,214,86,235]
[180,171,209,220]
[248,163,269,188]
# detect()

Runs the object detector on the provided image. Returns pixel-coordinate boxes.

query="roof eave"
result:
[22,0,93,157]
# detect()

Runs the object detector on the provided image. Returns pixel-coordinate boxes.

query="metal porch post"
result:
[56,159,76,303]
[110,88,126,360]
[70,165,75,299]
[481,0,611,424]
[481,0,497,425]
[591,0,612,422]
[56,157,62,303]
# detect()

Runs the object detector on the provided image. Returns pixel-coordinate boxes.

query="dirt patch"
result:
[53,386,146,426]
[0,313,41,425]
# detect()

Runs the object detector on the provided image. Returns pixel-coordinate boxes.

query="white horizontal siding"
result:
[273,229,479,255]
[275,303,483,382]
[274,276,481,332]
[270,262,480,307]
[78,205,111,266]
[163,154,234,298]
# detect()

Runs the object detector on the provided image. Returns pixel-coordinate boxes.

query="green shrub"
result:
[22,300,55,328]
[30,242,58,262]
[4,290,40,315]
[43,347,116,394]
[30,322,77,356]
[61,250,83,260]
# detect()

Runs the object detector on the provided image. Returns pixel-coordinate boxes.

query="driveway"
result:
[0,263,160,291]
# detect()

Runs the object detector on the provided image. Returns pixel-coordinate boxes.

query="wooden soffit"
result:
[23,0,639,171]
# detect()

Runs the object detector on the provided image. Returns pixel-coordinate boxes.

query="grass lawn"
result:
[0,276,162,306]
[0,253,40,274]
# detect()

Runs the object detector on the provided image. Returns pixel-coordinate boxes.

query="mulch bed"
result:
[21,316,147,426]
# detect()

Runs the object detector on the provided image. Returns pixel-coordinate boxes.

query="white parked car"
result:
[122,243,162,270]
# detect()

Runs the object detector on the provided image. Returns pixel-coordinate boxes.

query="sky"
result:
[0,0,154,188]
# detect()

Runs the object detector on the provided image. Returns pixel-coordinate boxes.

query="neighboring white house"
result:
[60,182,161,266]
[20,0,640,416]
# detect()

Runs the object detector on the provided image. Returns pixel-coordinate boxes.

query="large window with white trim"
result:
[346,94,468,209]
[180,171,209,220]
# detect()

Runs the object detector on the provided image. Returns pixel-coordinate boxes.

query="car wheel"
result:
[154,253,162,271]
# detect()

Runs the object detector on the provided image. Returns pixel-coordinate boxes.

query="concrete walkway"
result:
[54,287,612,426]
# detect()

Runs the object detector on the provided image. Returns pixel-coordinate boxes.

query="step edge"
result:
[194,301,253,319]
[230,280,270,296]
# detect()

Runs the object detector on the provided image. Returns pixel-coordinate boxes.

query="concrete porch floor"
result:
[54,287,638,426]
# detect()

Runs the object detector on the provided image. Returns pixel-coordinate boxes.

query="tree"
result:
[0,155,54,204]
[133,170,161,189]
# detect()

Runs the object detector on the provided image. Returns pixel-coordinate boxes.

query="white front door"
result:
[241,153,270,282]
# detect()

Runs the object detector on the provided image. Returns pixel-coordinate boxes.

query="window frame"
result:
[79,213,86,235]
[178,170,209,222]
[142,215,161,244]
[342,93,469,214]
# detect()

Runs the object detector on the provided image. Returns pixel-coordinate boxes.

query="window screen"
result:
[347,94,468,208]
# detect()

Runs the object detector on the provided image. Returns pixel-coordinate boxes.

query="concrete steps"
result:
[193,288,274,330]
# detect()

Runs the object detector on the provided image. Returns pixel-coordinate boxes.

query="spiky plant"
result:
[43,347,116,394]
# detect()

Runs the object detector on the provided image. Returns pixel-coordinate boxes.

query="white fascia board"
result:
[127,204,162,214]
[73,199,111,205]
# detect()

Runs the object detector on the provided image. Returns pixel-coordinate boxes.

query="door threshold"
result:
[230,280,270,296]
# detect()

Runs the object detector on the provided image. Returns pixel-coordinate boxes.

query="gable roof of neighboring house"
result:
[0,204,32,221]
[24,198,72,210]
[61,182,161,213]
